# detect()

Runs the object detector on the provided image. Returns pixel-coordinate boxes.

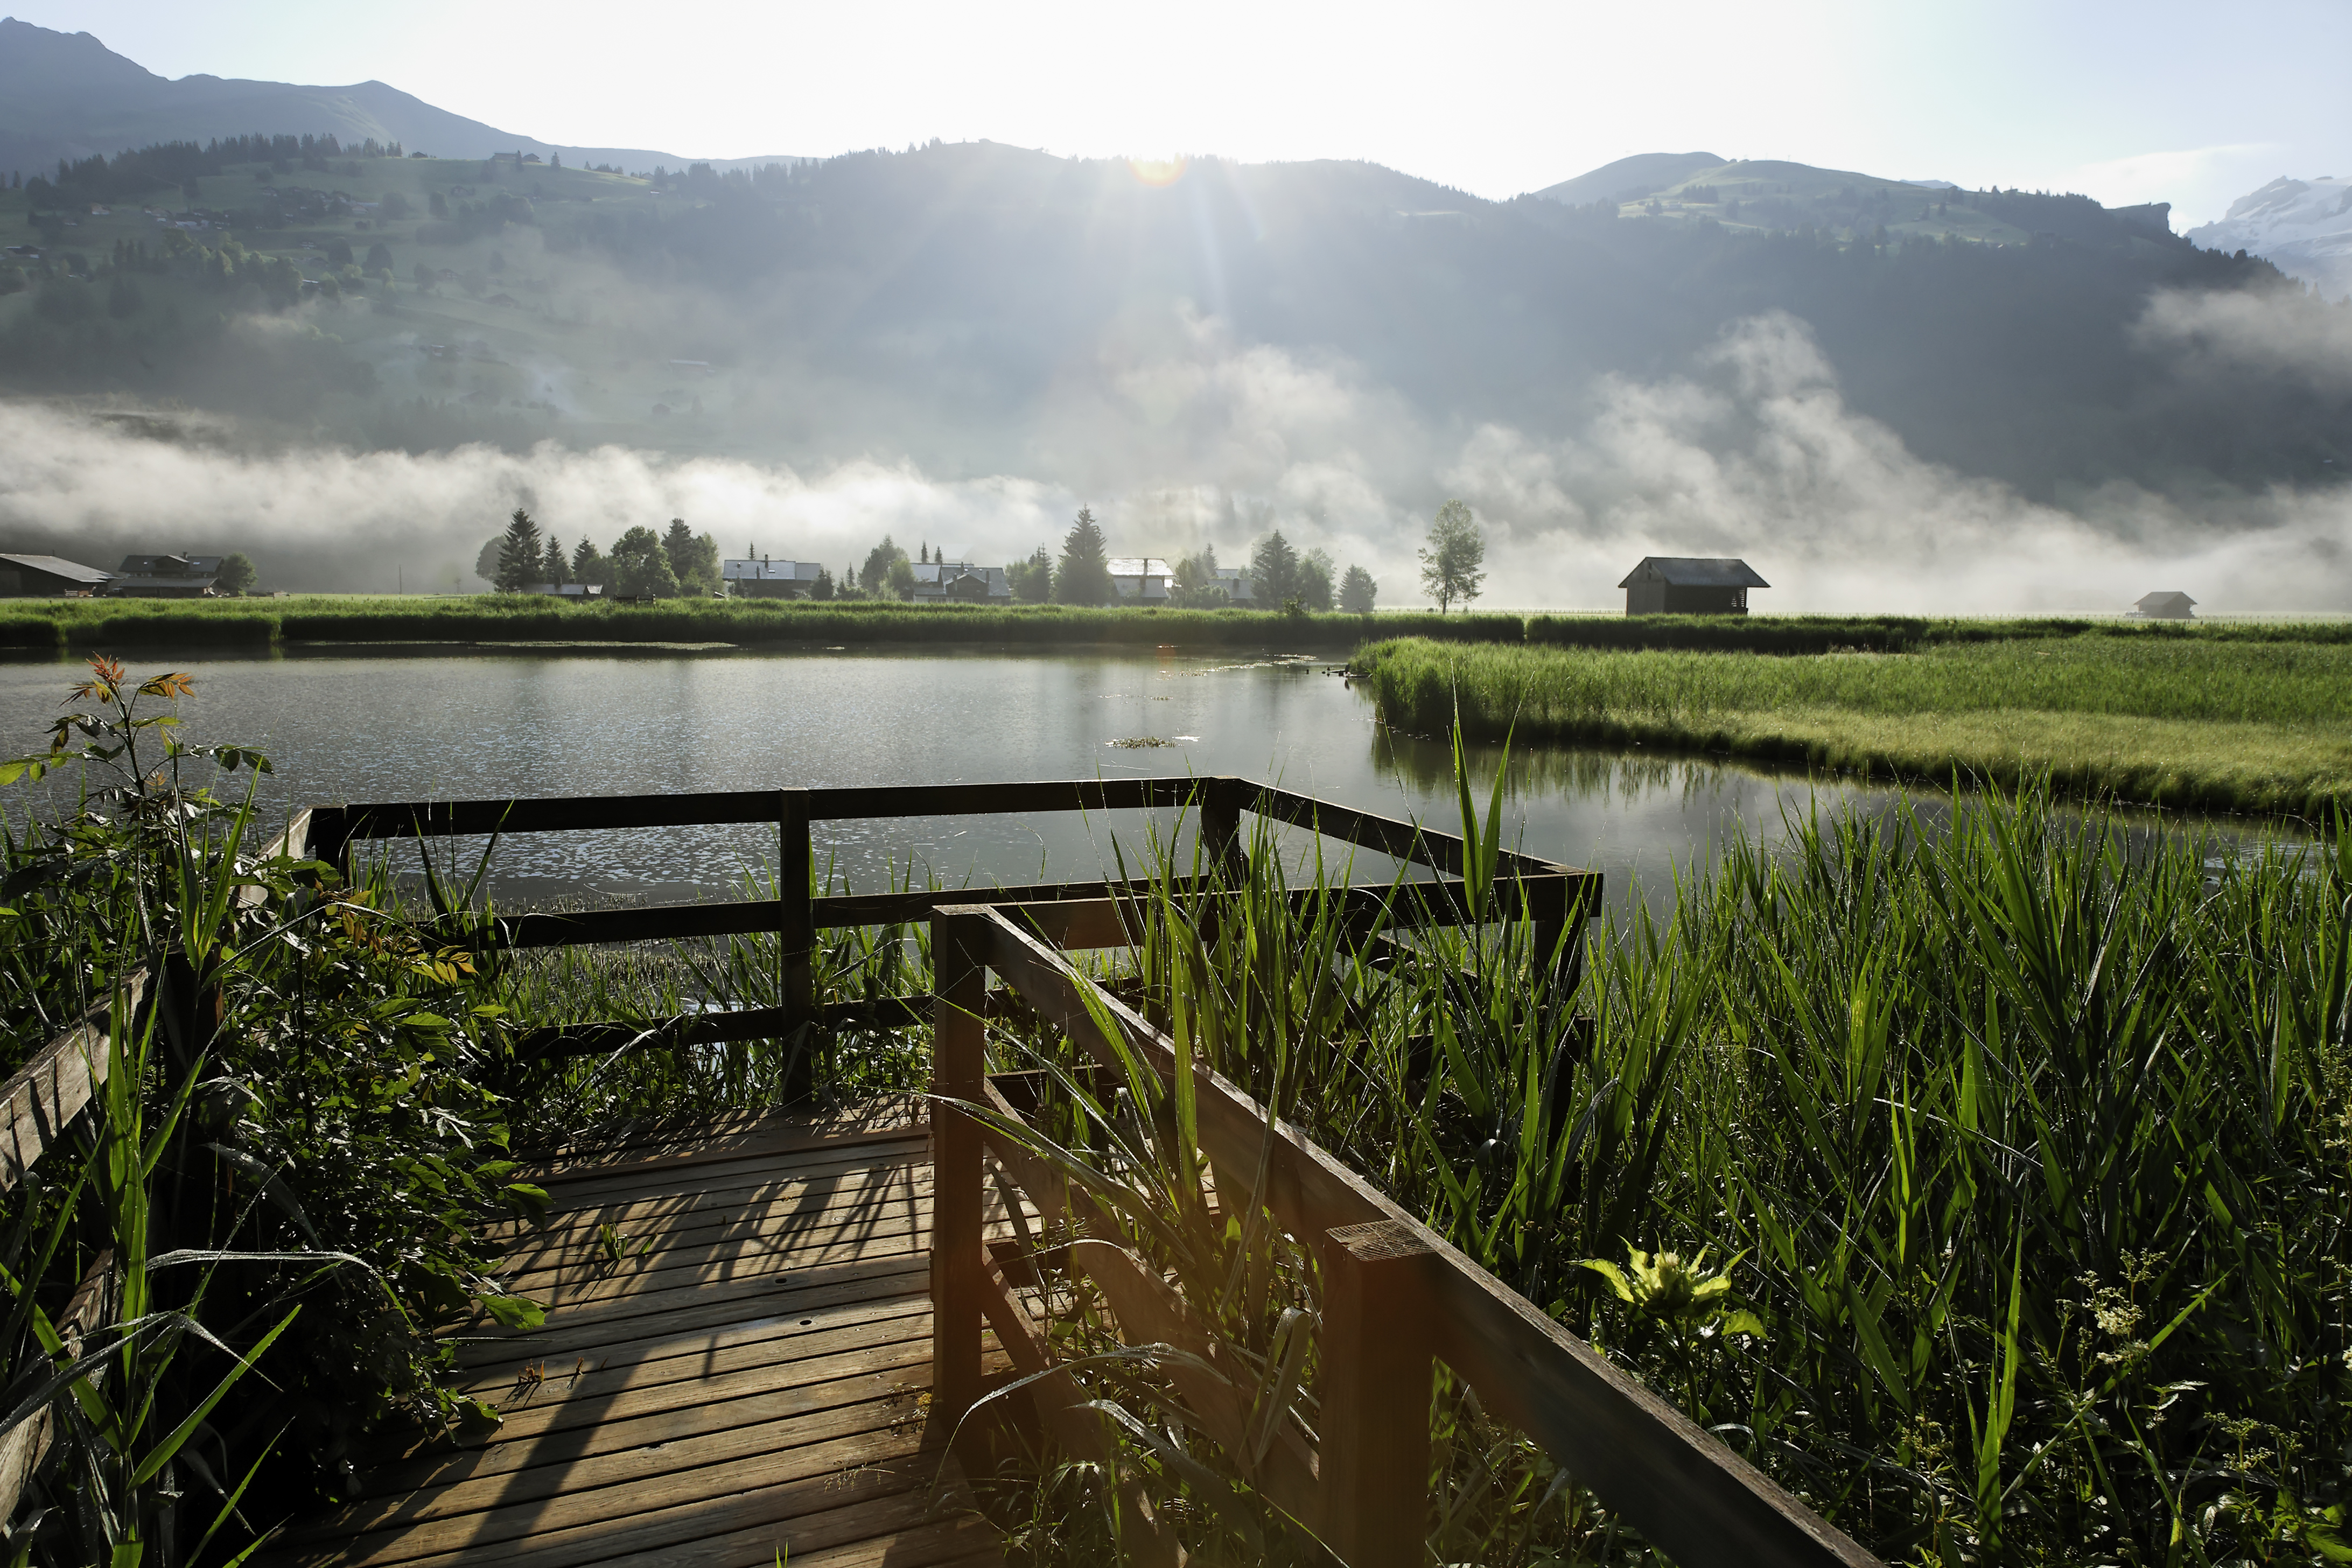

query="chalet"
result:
[724,558,824,599]
[2132,591,2196,620]
[1109,557,1175,604]
[0,554,110,597]
[911,561,1010,602]
[107,554,223,598]
[1214,567,1255,604]
[1619,557,1768,615]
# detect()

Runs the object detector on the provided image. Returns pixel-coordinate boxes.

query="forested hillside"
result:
[1,135,2343,505]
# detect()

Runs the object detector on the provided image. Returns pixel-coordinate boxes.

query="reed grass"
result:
[1356,635,2352,816]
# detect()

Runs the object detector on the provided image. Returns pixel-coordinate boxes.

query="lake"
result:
[0,645,2285,920]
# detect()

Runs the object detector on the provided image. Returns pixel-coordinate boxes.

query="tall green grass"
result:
[1356,636,2352,815]
[968,781,2352,1563]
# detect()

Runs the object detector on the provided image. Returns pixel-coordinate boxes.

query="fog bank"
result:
[5,311,2348,614]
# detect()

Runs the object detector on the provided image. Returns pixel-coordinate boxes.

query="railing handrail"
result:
[929,899,1882,1568]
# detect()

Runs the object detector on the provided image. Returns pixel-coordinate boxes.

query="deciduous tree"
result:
[609,525,679,597]
[216,552,256,595]
[1418,499,1485,612]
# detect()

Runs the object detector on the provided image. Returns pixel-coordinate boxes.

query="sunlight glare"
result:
[1126,156,1188,187]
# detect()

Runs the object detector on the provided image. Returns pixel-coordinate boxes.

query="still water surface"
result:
[0,646,2277,919]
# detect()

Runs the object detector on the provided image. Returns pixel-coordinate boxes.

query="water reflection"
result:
[0,646,2305,924]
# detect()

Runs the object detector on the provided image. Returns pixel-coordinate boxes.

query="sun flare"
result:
[1125,155,1187,187]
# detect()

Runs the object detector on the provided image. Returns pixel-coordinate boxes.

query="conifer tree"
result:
[494,508,543,592]
[1053,509,1113,605]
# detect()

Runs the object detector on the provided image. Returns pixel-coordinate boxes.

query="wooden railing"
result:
[929,898,1882,1568]
[293,776,1598,1072]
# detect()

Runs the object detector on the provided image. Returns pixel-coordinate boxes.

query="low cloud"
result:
[4,308,2348,612]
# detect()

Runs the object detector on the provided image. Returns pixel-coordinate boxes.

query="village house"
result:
[1619,557,1768,615]
[1109,557,1175,604]
[0,553,110,597]
[525,583,604,599]
[107,554,224,598]
[911,561,1011,602]
[724,558,825,598]
[2133,591,2196,620]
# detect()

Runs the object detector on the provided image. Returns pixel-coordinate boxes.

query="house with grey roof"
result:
[1619,557,1768,615]
[2132,591,2196,620]
[108,554,223,598]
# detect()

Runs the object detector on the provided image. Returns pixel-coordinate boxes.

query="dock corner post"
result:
[1318,1218,1436,1568]
[1201,776,1245,883]
[778,789,815,1099]
[930,912,989,1433]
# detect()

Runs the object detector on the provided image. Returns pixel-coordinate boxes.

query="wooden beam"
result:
[0,1249,113,1524]
[929,914,990,1423]
[0,971,143,1194]
[1317,1221,1434,1567]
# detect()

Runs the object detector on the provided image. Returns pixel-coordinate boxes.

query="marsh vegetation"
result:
[0,657,2343,1565]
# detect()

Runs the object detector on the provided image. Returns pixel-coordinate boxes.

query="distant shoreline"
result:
[5,596,2347,658]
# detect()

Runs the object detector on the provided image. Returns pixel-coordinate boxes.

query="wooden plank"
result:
[0,970,142,1194]
[492,1204,1034,1310]
[1316,1220,1433,1565]
[517,1136,928,1210]
[278,1424,952,1567]
[450,1258,933,1362]
[516,1103,925,1179]
[495,1191,1035,1294]
[291,1376,939,1541]
[0,1248,113,1523]
[441,1294,936,1398]
[965,906,1880,1568]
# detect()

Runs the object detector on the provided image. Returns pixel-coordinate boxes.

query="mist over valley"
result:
[2,18,2347,610]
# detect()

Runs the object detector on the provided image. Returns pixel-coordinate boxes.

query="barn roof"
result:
[2135,591,2196,609]
[1618,556,1769,589]
[0,554,109,585]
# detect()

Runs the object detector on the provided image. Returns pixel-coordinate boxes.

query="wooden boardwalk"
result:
[267,1103,1009,1568]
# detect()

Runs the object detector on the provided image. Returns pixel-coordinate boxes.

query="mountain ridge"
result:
[0,18,802,178]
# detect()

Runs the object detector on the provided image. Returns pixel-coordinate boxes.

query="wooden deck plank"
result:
[269,1103,1003,1568]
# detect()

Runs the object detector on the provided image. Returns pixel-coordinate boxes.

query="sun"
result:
[1125,156,1187,188]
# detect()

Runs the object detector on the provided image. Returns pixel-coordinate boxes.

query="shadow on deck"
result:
[263,1103,1007,1568]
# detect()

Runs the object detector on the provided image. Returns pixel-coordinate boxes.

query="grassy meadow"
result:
[0,594,1513,650]
[1357,633,2352,817]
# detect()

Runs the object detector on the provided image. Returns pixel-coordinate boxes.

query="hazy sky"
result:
[12,0,2349,225]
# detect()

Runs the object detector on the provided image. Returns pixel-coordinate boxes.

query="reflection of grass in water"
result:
[1359,636,2352,816]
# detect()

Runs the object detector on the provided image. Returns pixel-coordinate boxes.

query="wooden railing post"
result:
[1200,777,1245,882]
[929,911,989,1429]
[777,789,815,1098]
[1318,1219,1436,1567]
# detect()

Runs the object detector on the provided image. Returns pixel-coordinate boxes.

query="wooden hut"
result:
[2133,591,2196,620]
[1619,557,1768,615]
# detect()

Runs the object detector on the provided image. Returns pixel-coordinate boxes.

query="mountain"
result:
[0,17,797,178]
[1537,151,2180,251]
[1534,151,1723,207]
[2186,176,2352,300]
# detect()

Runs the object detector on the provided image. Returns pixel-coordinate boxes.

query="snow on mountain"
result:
[2186,176,2352,300]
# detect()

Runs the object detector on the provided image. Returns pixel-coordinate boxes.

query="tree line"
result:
[482,511,720,597]
[477,499,1493,608]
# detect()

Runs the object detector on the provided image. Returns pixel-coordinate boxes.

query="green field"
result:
[1356,633,2352,816]
[0,593,1517,650]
